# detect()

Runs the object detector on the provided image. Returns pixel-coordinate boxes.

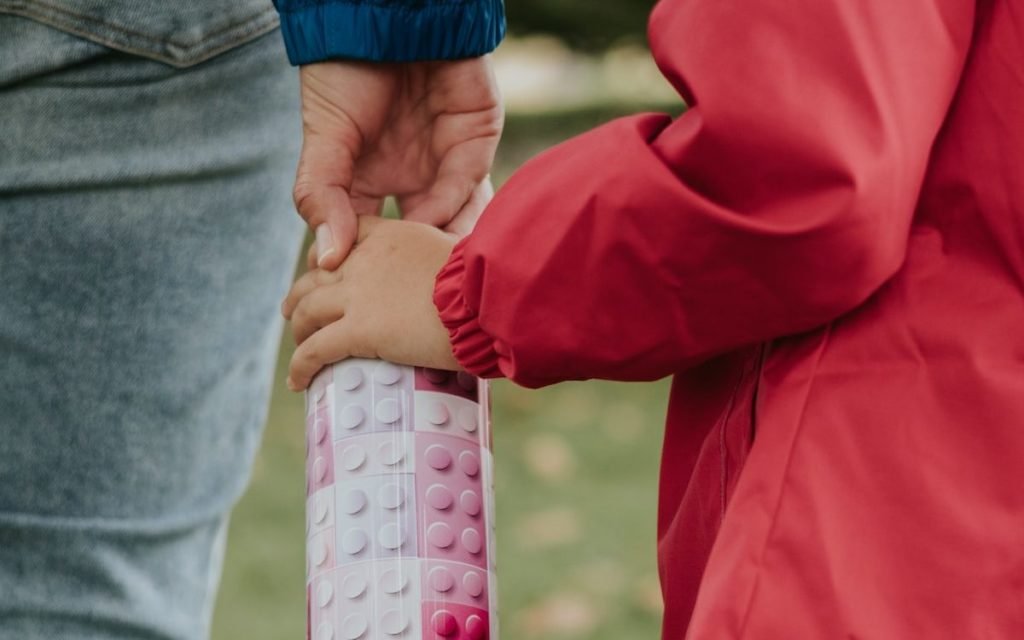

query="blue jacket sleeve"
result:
[273,0,505,65]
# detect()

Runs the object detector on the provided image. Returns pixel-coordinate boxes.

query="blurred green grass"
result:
[211,103,677,640]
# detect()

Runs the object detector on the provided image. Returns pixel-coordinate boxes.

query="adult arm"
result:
[273,0,505,64]
[272,0,506,268]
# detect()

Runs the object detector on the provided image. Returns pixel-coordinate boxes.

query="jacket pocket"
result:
[718,341,769,515]
[0,0,279,67]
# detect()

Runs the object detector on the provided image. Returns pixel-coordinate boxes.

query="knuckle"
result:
[292,181,319,222]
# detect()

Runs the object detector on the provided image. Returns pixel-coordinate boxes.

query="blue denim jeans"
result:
[0,12,304,639]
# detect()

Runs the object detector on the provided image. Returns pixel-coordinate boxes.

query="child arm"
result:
[434,0,975,387]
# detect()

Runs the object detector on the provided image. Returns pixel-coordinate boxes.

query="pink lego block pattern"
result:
[307,359,498,639]
[422,602,489,640]
[334,432,417,481]
[413,391,483,448]
[307,403,335,497]
[307,526,336,580]
[310,559,424,640]
[332,360,415,438]
[414,368,479,402]
[307,486,335,539]
[421,560,490,609]
[415,433,487,569]
[333,473,418,566]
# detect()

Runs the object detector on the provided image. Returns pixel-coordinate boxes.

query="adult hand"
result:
[293,57,503,269]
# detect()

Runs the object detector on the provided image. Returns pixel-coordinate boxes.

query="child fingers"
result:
[355,214,388,243]
[291,286,347,346]
[282,269,340,320]
[288,320,361,391]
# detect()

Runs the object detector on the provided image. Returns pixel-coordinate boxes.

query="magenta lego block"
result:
[423,601,490,640]
[330,359,415,439]
[414,367,479,402]
[333,473,418,566]
[421,559,490,610]
[415,433,487,569]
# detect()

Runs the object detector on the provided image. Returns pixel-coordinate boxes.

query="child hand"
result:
[282,217,460,391]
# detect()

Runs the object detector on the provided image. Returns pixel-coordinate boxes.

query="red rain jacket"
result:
[434,0,1024,636]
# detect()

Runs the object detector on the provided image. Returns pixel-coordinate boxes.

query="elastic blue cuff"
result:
[274,0,506,65]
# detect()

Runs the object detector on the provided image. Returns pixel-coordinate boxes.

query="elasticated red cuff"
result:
[433,239,504,379]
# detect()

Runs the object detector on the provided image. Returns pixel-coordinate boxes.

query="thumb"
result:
[293,130,358,269]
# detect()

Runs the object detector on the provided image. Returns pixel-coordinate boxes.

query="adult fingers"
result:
[444,178,494,237]
[306,242,318,271]
[291,285,347,346]
[293,129,359,270]
[288,319,365,391]
[399,134,493,228]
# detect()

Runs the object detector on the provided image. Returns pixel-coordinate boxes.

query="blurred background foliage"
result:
[506,0,657,51]
[213,3,681,639]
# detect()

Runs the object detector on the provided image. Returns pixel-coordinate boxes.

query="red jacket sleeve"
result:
[434,0,974,388]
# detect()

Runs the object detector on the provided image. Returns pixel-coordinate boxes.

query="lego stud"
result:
[377,441,406,466]
[426,484,454,511]
[375,398,401,424]
[431,610,459,637]
[341,528,368,556]
[427,522,455,549]
[341,613,368,640]
[424,368,449,385]
[463,571,485,598]
[458,451,480,477]
[341,445,367,472]
[314,495,329,523]
[427,400,450,426]
[380,609,409,636]
[465,614,487,640]
[342,572,368,599]
[462,527,483,554]
[311,536,328,567]
[379,568,408,595]
[337,366,364,392]
[317,579,334,608]
[339,404,365,430]
[316,622,335,640]
[428,567,456,593]
[457,406,478,433]
[315,418,329,443]
[373,362,402,386]
[378,523,406,550]
[460,490,482,517]
[426,444,452,470]
[341,489,367,516]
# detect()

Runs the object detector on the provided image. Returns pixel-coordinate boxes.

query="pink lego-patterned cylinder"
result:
[305,359,498,640]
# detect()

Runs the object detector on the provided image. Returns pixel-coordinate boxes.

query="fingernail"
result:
[315,224,336,267]
[286,376,298,391]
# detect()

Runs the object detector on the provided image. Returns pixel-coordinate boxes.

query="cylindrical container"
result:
[305,359,497,640]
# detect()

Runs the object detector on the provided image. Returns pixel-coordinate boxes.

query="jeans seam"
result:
[2,0,277,47]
